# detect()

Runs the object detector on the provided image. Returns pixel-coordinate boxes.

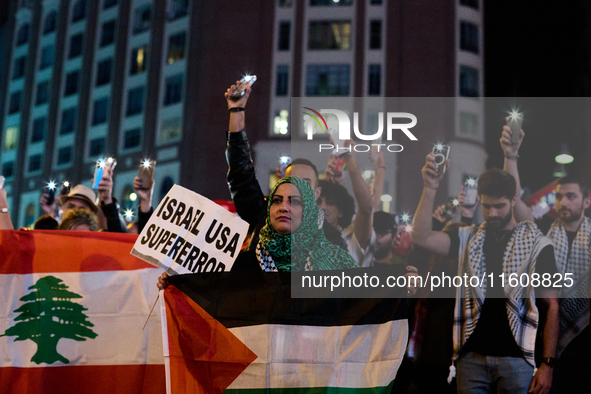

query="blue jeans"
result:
[456,352,534,394]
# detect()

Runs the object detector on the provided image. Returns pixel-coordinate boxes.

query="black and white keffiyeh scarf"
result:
[547,217,591,356]
[448,221,550,380]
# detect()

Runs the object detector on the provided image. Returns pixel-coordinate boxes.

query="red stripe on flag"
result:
[0,364,165,394]
[0,230,153,274]
[164,285,257,394]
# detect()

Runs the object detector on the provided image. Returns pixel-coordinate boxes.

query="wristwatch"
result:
[541,356,556,367]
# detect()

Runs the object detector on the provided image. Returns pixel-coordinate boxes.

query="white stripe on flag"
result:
[0,269,163,368]
[227,320,408,389]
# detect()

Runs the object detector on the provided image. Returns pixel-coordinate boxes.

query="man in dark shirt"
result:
[411,155,559,394]
[501,124,591,394]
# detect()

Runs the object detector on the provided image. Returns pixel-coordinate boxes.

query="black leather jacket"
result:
[226,130,347,251]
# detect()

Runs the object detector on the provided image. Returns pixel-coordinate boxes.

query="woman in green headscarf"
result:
[255,176,357,272]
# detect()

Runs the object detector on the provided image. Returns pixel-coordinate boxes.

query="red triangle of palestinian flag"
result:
[163,285,257,393]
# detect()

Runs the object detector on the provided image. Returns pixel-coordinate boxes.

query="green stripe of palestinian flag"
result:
[162,271,409,393]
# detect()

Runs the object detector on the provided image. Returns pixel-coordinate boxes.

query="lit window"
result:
[160,117,182,142]
[4,126,19,150]
[130,46,148,74]
[167,32,186,64]
[308,21,351,50]
[273,110,289,135]
[460,112,479,136]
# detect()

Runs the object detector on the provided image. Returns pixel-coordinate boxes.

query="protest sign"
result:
[131,185,249,274]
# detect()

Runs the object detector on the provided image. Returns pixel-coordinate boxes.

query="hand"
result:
[97,168,113,205]
[134,176,154,213]
[528,364,553,394]
[391,233,402,252]
[324,153,347,184]
[225,81,251,109]
[458,185,479,218]
[500,118,525,157]
[157,272,170,291]
[40,192,56,216]
[404,266,419,296]
[375,148,385,169]
[422,153,448,190]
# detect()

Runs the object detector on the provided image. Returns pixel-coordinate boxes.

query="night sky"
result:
[484,0,590,194]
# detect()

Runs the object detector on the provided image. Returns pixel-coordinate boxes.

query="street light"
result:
[555,143,574,164]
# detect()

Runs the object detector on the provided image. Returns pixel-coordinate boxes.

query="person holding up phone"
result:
[0,176,14,230]
[133,160,156,234]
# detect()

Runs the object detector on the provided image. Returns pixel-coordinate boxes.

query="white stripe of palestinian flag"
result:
[226,321,408,390]
[0,269,163,368]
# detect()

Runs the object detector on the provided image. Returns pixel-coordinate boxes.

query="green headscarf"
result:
[258,176,358,271]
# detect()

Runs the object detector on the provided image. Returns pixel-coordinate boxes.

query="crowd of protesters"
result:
[1,80,590,394]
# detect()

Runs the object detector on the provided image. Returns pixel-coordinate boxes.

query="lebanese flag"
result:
[0,230,165,393]
[161,271,409,393]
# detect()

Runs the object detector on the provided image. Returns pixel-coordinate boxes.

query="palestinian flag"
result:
[0,230,165,393]
[161,270,409,393]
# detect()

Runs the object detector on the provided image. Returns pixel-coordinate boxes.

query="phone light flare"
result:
[404,224,413,233]
[279,156,290,164]
[63,181,70,188]
[401,213,411,223]
[124,209,134,221]
[98,159,106,169]
[106,157,114,164]
[540,201,548,209]
[466,178,476,187]
[434,143,444,152]
[452,198,460,207]
[141,159,151,169]
[46,181,56,190]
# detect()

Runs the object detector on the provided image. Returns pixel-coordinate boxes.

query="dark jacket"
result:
[226,129,347,251]
[99,199,128,233]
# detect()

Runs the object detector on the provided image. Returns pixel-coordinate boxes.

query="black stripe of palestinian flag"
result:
[162,269,409,393]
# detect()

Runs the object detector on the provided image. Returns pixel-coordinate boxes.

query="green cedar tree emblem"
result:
[0,275,98,364]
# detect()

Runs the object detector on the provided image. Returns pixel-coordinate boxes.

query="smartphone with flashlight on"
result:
[43,184,56,206]
[508,114,523,144]
[0,176,5,189]
[92,157,117,189]
[278,156,291,178]
[432,145,450,174]
[138,159,156,190]
[463,178,478,207]
[229,75,257,99]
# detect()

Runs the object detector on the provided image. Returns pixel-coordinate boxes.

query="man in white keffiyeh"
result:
[412,155,559,394]
[502,124,591,393]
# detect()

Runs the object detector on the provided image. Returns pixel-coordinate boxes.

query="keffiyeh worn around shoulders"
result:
[257,176,358,272]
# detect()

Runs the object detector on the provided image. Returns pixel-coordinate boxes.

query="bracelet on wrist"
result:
[228,107,245,113]
[504,154,519,160]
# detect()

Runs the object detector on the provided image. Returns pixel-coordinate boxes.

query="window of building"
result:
[16,23,29,46]
[92,97,110,125]
[43,11,57,34]
[12,57,26,80]
[369,20,382,49]
[460,21,479,54]
[28,154,43,173]
[89,137,106,157]
[103,0,118,9]
[31,117,46,143]
[310,0,352,5]
[100,20,116,47]
[167,32,186,64]
[167,0,189,21]
[370,0,382,4]
[36,81,50,105]
[276,65,289,96]
[123,128,141,149]
[308,21,351,50]
[96,58,112,86]
[278,0,292,6]
[130,46,148,74]
[8,92,21,114]
[2,161,14,178]
[160,117,182,142]
[164,74,183,105]
[57,146,72,165]
[133,5,151,34]
[64,71,79,96]
[4,126,19,150]
[278,22,290,51]
[39,45,54,70]
[72,0,87,23]
[460,0,479,10]
[368,64,381,95]
[306,64,350,96]
[273,110,289,135]
[459,65,479,97]
[69,33,83,59]
[60,108,77,134]
[126,86,144,116]
[460,112,479,137]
